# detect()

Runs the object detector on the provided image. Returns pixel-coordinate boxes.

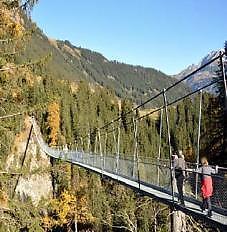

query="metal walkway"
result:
[31,118,227,230]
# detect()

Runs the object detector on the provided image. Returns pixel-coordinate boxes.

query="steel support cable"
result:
[98,129,104,174]
[116,118,121,173]
[32,119,226,179]
[94,74,222,140]
[163,89,175,203]
[104,131,108,156]
[157,108,163,185]
[97,79,219,138]
[100,91,163,130]
[98,129,103,156]
[166,79,221,108]
[32,117,226,176]
[162,89,176,232]
[74,139,78,152]
[139,77,221,121]
[133,117,141,189]
[195,90,203,199]
[80,137,84,153]
[111,121,118,155]
[94,133,98,154]
[31,119,226,178]
[132,116,138,178]
[31,117,227,214]
[78,53,224,142]
[98,53,223,131]
[137,78,221,122]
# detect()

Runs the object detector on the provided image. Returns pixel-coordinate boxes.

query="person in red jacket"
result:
[197,157,218,217]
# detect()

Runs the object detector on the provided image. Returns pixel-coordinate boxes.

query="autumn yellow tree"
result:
[43,190,95,231]
[47,101,60,146]
[0,2,24,39]
[0,0,27,68]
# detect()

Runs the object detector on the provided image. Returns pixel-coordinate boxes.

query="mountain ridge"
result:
[174,50,224,92]
[17,25,189,106]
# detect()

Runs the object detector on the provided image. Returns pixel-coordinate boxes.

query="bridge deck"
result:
[31,118,227,230]
[71,160,227,229]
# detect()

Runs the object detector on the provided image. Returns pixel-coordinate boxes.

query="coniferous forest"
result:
[0,1,226,231]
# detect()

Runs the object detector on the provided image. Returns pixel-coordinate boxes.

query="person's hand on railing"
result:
[215,165,219,174]
[184,170,190,180]
[186,168,194,173]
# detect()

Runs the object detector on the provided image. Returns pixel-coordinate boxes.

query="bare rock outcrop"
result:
[6,116,53,205]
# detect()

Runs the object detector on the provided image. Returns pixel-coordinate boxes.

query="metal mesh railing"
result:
[32,118,227,216]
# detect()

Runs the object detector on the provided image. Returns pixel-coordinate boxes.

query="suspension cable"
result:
[78,52,225,142]
[72,50,227,145]
[96,77,222,141]
[99,52,224,131]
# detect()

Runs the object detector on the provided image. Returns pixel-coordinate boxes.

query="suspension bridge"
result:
[31,117,227,229]
[2,50,227,230]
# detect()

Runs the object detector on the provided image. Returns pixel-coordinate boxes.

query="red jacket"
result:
[201,177,213,198]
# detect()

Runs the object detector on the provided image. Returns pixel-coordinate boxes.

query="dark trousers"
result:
[176,175,184,204]
[201,197,212,212]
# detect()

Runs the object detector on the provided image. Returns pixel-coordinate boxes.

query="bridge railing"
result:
[69,151,227,212]
[137,157,227,211]
[32,117,227,215]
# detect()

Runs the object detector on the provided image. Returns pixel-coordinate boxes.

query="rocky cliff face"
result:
[6,117,53,205]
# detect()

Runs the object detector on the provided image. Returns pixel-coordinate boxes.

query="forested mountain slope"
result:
[0,3,222,231]
[17,25,189,106]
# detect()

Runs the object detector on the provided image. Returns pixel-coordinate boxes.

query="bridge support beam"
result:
[116,118,121,174]
[163,89,179,232]
[162,89,174,201]
[195,90,202,199]
[132,117,138,178]
[157,109,163,185]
